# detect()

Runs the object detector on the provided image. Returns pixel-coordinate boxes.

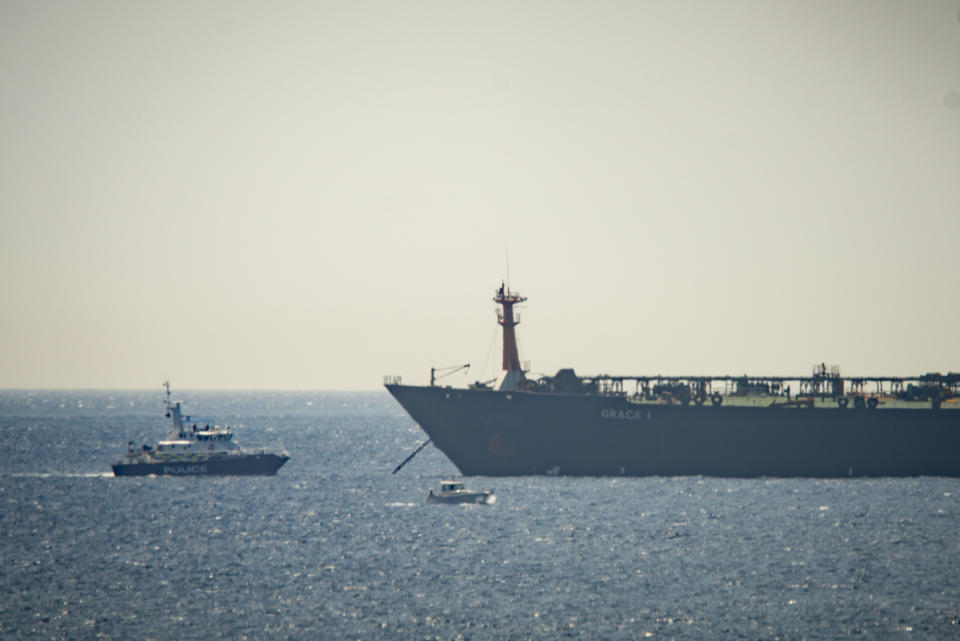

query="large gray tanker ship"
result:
[386,285,960,477]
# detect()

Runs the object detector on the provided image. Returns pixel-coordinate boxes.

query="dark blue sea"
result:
[2,390,958,640]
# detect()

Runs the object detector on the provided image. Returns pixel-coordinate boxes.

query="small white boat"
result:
[427,480,495,505]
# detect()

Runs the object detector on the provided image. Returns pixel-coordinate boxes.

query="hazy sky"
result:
[2,1,959,390]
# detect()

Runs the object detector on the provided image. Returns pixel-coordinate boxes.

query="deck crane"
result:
[430,363,470,386]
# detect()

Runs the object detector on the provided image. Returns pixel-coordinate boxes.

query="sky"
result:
[1,1,959,390]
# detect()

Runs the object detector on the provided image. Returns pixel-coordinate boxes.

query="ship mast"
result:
[163,381,186,439]
[494,282,527,390]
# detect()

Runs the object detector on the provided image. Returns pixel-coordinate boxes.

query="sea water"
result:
[1,390,958,640]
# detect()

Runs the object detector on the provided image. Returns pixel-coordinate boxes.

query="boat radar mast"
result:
[494,282,527,391]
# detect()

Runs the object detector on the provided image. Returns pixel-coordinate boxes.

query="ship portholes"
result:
[711,394,723,407]
[837,397,849,408]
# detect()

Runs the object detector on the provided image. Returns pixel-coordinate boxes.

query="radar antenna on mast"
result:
[163,380,171,417]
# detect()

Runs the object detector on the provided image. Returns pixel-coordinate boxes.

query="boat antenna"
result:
[505,244,511,290]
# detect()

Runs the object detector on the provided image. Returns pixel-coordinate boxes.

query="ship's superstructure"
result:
[493,283,527,392]
[112,382,289,476]
[385,285,960,477]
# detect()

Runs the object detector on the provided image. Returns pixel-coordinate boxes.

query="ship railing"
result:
[383,375,402,385]
[238,447,289,457]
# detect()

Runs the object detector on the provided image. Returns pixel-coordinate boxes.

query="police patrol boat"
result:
[112,382,289,477]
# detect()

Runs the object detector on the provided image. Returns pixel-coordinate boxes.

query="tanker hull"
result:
[386,384,960,477]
